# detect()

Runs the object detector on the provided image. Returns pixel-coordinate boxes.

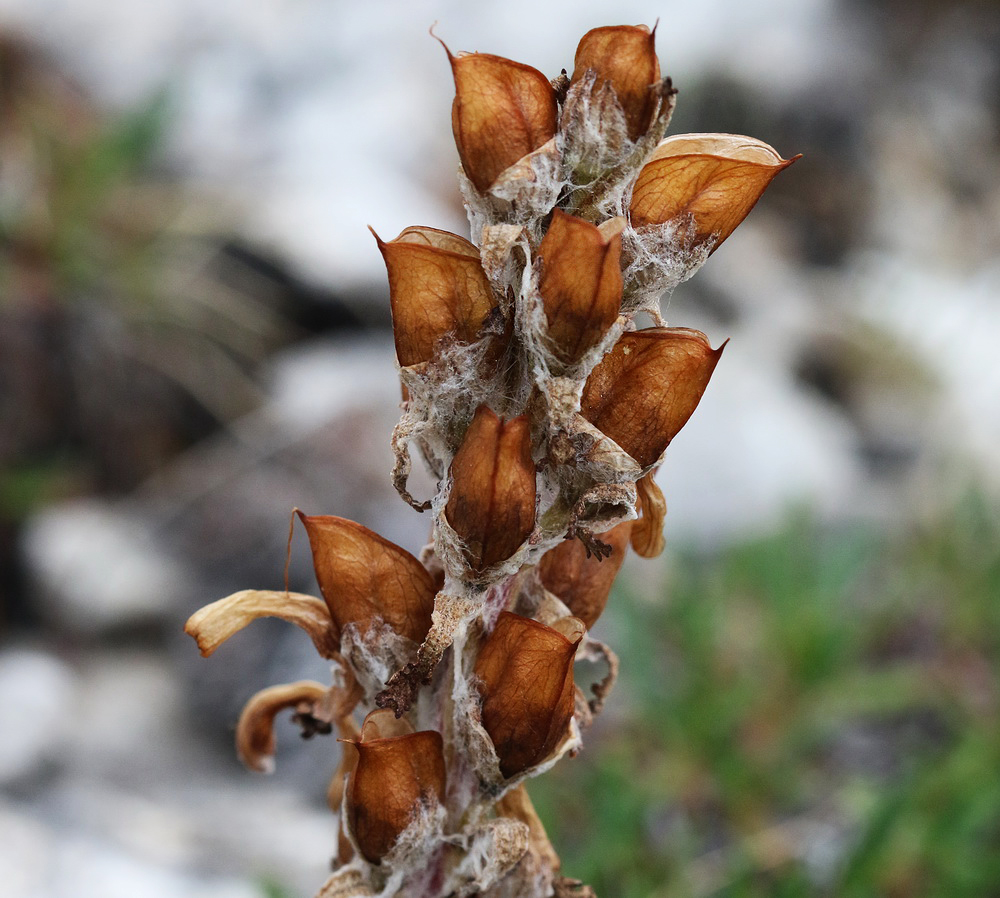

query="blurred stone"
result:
[0,647,75,783]
[21,500,192,636]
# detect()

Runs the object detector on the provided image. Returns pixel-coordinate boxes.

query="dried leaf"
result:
[344,711,446,863]
[581,327,725,468]
[298,512,436,644]
[537,520,633,628]
[184,589,338,659]
[631,472,666,558]
[446,406,537,573]
[236,680,328,773]
[538,210,624,366]
[446,46,558,193]
[630,133,798,250]
[474,611,580,777]
[572,25,660,141]
[373,226,495,367]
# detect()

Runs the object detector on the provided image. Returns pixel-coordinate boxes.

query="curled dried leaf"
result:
[572,24,660,141]
[581,327,725,468]
[631,472,667,558]
[184,589,337,659]
[343,710,446,863]
[298,512,436,645]
[630,133,798,251]
[537,520,633,628]
[446,406,537,573]
[236,680,329,773]
[373,226,495,367]
[474,611,580,778]
[538,210,624,366]
[445,45,558,193]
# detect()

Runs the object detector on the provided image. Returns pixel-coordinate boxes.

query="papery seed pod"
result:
[581,328,725,468]
[298,512,435,644]
[445,406,536,573]
[630,133,798,251]
[536,521,633,628]
[475,611,581,778]
[537,211,624,366]
[446,47,558,193]
[344,710,446,864]
[572,24,660,141]
[373,226,495,367]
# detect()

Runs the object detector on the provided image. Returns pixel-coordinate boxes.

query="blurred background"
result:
[1,0,998,896]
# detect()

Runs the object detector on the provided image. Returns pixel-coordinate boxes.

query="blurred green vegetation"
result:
[532,494,1000,897]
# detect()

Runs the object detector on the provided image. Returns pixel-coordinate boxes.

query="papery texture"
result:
[298,512,435,644]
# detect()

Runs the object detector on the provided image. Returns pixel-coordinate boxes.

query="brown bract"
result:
[572,24,660,141]
[446,47,557,193]
[581,328,725,468]
[445,406,536,573]
[344,711,446,864]
[537,520,633,628]
[474,611,581,778]
[538,211,624,366]
[630,133,798,251]
[298,512,436,645]
[373,226,495,367]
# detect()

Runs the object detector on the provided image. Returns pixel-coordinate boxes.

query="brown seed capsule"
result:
[536,520,633,628]
[538,211,624,366]
[344,711,446,864]
[474,611,580,777]
[581,328,725,468]
[571,24,661,141]
[373,226,495,367]
[446,46,558,193]
[445,406,536,573]
[298,512,436,645]
[629,133,799,252]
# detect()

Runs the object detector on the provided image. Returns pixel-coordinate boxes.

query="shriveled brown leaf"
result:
[572,24,660,141]
[537,520,633,628]
[344,711,446,863]
[538,211,624,366]
[236,680,328,773]
[631,472,667,558]
[446,46,557,193]
[474,611,580,778]
[373,226,495,367]
[581,327,725,468]
[184,589,337,659]
[298,512,436,644]
[446,406,537,573]
[630,133,798,250]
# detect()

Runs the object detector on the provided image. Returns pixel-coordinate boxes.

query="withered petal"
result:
[631,472,667,558]
[345,715,446,863]
[538,210,624,366]
[581,328,725,468]
[373,226,495,367]
[630,133,798,250]
[572,25,660,141]
[537,520,633,628]
[474,611,579,778]
[298,512,436,645]
[236,680,329,773]
[446,406,537,573]
[447,47,558,193]
[184,589,338,659]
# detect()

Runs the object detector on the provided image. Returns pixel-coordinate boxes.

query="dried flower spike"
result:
[186,22,796,898]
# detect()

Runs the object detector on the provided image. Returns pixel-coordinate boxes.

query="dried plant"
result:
[186,24,796,898]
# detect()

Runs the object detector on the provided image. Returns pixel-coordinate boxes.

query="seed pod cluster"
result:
[186,23,795,898]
